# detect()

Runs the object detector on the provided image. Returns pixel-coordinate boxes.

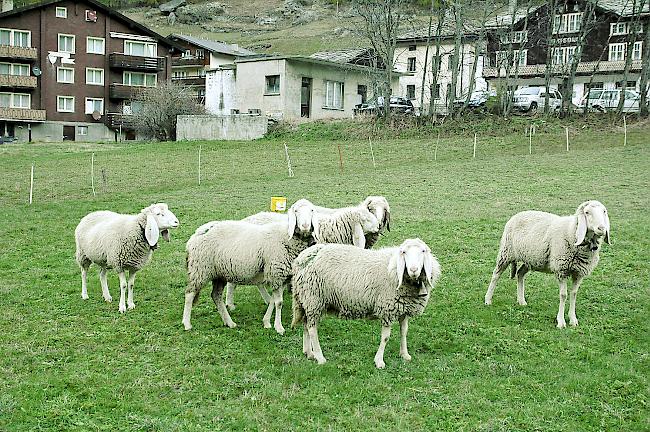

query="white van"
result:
[578,89,642,113]
[512,87,563,113]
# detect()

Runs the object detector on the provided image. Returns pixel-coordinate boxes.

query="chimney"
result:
[509,0,517,16]
[2,0,13,12]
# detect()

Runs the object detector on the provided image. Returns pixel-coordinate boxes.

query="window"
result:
[553,13,582,34]
[172,70,187,78]
[616,80,637,89]
[85,97,104,115]
[124,40,157,57]
[0,93,30,108]
[0,29,31,47]
[196,49,204,59]
[496,50,528,67]
[57,96,74,112]
[78,126,88,136]
[446,54,454,71]
[56,7,67,18]
[0,63,29,76]
[408,44,416,51]
[609,43,626,61]
[123,71,156,87]
[57,67,74,83]
[406,84,416,100]
[265,75,280,94]
[324,80,344,109]
[86,68,104,85]
[183,49,191,58]
[58,34,75,53]
[552,46,578,65]
[433,83,441,99]
[500,30,528,44]
[357,84,367,103]
[610,22,644,35]
[407,57,416,72]
[633,41,643,60]
[87,37,105,55]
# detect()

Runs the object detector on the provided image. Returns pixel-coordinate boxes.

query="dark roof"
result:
[234,54,408,75]
[485,4,545,28]
[397,15,479,42]
[169,34,256,57]
[309,48,370,63]
[0,0,181,50]
[598,0,650,16]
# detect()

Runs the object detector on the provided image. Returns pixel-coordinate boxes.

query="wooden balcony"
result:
[109,53,165,71]
[172,76,205,86]
[109,83,146,99]
[0,45,38,61]
[0,107,46,121]
[172,56,205,67]
[105,112,135,129]
[0,74,37,88]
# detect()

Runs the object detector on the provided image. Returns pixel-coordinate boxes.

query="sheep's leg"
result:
[374,325,392,369]
[127,271,137,310]
[516,264,530,306]
[262,285,275,329]
[302,323,313,359]
[182,290,196,331]
[80,262,90,300]
[117,271,128,314]
[211,280,236,328]
[271,287,285,335]
[257,286,272,305]
[556,278,568,329]
[399,317,411,361]
[568,276,583,327]
[485,260,508,305]
[99,267,112,302]
[225,282,236,311]
[307,324,326,365]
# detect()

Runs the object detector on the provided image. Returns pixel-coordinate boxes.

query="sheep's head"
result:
[388,238,441,295]
[142,203,179,244]
[287,198,317,239]
[358,207,380,234]
[575,200,610,248]
[363,195,391,232]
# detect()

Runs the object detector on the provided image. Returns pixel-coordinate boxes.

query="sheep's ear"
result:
[287,206,297,239]
[423,252,441,288]
[145,214,160,247]
[385,210,391,232]
[311,213,319,234]
[352,222,366,248]
[388,249,405,290]
[604,210,611,245]
[575,209,587,246]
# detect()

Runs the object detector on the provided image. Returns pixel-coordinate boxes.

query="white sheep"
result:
[75,203,179,313]
[291,238,441,368]
[183,219,314,334]
[484,200,611,328]
[223,199,318,310]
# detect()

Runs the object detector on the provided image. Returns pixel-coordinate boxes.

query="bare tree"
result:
[428,2,449,116]
[617,0,647,114]
[543,0,559,115]
[446,2,464,114]
[639,14,650,116]
[132,82,206,141]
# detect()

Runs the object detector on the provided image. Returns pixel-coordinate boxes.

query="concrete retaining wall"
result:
[176,114,267,141]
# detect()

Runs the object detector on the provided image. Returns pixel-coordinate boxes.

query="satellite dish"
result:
[92,111,102,120]
[32,67,41,76]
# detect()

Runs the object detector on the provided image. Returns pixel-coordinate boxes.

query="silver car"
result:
[578,89,642,113]
[513,87,562,113]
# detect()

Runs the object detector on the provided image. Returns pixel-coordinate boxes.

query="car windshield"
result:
[587,90,604,99]
[517,88,540,95]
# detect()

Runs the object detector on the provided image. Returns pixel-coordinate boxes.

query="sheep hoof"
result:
[182,321,192,331]
[274,324,285,335]
[518,300,527,306]
[401,353,412,362]
[226,303,236,311]
[104,296,112,303]
[374,360,386,369]
[226,321,237,328]
[484,297,492,305]
[118,304,126,313]
[569,318,579,327]
[315,357,327,365]
[305,352,314,360]
[263,320,272,329]
[127,302,136,310]
[556,319,566,329]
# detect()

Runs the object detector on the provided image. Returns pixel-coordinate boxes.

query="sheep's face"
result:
[145,203,179,242]
[363,196,391,232]
[359,208,380,234]
[288,198,317,238]
[390,238,441,293]
[575,200,610,247]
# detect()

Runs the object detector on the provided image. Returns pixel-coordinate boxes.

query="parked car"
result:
[453,90,491,110]
[512,87,562,113]
[354,96,416,115]
[577,89,643,113]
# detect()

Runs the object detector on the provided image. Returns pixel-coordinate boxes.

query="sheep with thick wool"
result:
[183,217,314,334]
[291,238,441,368]
[484,200,611,328]
[75,203,179,313]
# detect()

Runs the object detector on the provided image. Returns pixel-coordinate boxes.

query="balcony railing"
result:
[109,83,147,99]
[0,107,46,121]
[0,75,37,88]
[109,53,165,71]
[0,45,38,60]
[106,112,136,130]
[172,56,205,67]
[172,76,205,86]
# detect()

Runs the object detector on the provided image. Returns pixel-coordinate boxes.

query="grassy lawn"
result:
[0,124,648,431]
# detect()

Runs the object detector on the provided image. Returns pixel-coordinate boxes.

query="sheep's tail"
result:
[510,262,517,279]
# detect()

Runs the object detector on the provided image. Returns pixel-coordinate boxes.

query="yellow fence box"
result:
[271,196,287,212]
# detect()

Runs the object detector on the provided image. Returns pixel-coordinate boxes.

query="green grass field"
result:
[0,124,648,431]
